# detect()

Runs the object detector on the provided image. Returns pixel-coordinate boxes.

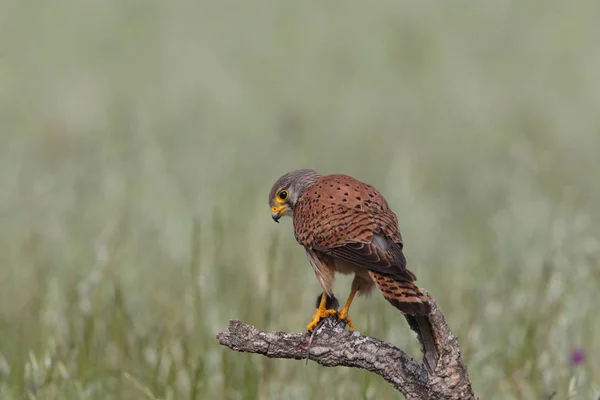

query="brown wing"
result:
[293,174,411,277]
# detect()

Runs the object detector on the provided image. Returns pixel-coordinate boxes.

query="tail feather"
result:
[369,270,438,372]
[368,271,431,315]
[405,315,438,373]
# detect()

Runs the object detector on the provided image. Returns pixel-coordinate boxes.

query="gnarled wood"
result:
[216,294,474,399]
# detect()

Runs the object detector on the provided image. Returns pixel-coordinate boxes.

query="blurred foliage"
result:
[1,0,599,399]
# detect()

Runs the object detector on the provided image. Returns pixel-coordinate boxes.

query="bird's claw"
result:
[337,309,355,332]
[306,308,337,331]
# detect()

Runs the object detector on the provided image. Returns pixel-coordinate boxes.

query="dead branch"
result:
[216,294,474,399]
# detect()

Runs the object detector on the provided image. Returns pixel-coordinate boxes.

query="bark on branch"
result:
[216,293,474,399]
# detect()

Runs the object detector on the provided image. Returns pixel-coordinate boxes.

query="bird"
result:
[268,169,432,334]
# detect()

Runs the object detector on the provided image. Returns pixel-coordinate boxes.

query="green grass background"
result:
[1,0,600,399]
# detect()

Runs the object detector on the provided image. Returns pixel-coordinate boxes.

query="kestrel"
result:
[268,169,431,332]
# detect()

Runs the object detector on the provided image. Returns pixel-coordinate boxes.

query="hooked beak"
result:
[271,205,287,223]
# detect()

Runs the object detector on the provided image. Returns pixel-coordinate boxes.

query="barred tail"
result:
[369,270,438,372]
[368,271,431,315]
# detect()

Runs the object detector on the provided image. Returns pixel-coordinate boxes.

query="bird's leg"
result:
[315,292,339,311]
[337,277,363,332]
[306,292,337,331]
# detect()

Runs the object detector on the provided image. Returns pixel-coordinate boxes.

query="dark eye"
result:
[278,190,288,200]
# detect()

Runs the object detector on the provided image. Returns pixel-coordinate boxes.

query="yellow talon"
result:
[337,309,354,332]
[307,292,337,331]
[306,308,336,331]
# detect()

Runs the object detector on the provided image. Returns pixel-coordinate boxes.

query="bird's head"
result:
[268,169,320,222]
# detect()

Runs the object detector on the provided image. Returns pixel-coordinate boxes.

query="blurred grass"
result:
[1,0,600,398]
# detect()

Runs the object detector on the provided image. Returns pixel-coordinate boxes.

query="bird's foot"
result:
[337,309,355,332]
[306,308,337,331]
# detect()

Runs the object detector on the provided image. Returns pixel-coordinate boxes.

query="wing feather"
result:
[313,237,411,277]
[293,174,413,279]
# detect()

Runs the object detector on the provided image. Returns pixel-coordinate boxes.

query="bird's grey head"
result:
[268,169,321,222]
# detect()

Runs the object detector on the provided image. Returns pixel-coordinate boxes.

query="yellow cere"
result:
[272,204,287,213]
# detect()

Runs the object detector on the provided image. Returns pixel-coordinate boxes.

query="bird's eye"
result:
[278,190,288,201]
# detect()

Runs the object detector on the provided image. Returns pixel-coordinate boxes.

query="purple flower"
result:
[569,348,586,366]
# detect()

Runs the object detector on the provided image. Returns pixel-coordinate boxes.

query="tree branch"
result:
[216,294,475,399]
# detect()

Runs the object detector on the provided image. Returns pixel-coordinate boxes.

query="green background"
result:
[1,0,599,398]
